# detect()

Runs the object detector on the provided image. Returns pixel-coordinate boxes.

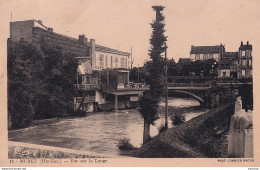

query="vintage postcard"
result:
[0,0,259,167]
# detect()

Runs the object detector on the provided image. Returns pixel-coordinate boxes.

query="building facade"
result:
[9,20,130,71]
[190,44,225,62]
[238,41,252,78]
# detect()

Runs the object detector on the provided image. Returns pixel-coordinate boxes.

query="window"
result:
[105,55,108,68]
[223,72,226,76]
[125,58,128,68]
[121,58,124,68]
[115,57,118,68]
[209,54,213,59]
[242,50,245,56]
[195,54,200,60]
[249,59,252,66]
[246,50,251,57]
[242,60,247,66]
[111,56,113,68]
[246,70,251,76]
[99,54,104,67]
[242,70,245,76]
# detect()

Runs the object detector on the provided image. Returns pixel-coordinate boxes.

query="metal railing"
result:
[75,84,101,90]
[168,83,211,87]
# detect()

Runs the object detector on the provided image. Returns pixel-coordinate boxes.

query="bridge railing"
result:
[168,83,211,87]
[117,83,149,91]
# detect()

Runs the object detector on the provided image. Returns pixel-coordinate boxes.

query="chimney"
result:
[48,28,53,32]
[241,41,243,46]
[79,34,87,43]
[89,39,96,67]
[247,41,249,45]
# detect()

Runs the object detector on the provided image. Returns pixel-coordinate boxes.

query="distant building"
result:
[218,41,252,79]
[238,41,252,78]
[218,52,238,79]
[190,44,225,62]
[189,42,252,79]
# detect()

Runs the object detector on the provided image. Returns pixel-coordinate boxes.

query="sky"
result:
[1,0,260,68]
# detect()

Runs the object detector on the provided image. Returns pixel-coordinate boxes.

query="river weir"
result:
[8,97,208,157]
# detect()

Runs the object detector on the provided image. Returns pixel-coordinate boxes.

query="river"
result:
[8,97,208,157]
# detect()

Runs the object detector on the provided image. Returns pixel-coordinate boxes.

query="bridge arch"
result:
[168,90,205,104]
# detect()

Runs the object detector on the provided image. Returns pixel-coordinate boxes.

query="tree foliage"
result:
[139,6,167,144]
[8,39,78,129]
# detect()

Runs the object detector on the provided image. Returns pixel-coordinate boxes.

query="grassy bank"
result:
[126,103,234,158]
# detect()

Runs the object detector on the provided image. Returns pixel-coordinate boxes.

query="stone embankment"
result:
[8,141,114,158]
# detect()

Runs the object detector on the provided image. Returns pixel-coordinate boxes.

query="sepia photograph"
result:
[0,0,259,167]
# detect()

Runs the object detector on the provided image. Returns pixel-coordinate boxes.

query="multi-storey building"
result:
[190,44,225,62]
[9,20,130,71]
[9,19,132,112]
[238,41,252,78]
[189,42,253,79]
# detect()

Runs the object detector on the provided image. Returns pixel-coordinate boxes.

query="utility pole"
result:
[138,64,140,83]
[131,46,133,69]
[164,42,168,129]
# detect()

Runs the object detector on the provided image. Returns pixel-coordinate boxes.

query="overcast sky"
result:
[1,0,260,68]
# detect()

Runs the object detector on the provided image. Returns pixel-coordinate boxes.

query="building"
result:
[218,41,252,79]
[190,42,252,79]
[190,44,225,62]
[9,19,133,112]
[218,52,238,79]
[9,20,130,71]
[238,41,252,78]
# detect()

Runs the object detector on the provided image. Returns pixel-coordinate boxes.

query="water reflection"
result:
[9,97,207,156]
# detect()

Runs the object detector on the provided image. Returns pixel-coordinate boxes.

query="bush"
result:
[171,113,186,126]
[8,87,34,129]
[117,138,135,150]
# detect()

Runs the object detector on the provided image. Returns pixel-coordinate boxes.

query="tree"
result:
[8,38,78,128]
[139,6,167,144]
[7,40,37,128]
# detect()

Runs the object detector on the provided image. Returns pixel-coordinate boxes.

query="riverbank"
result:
[125,103,234,158]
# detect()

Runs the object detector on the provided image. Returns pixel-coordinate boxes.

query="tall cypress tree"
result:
[139,6,167,144]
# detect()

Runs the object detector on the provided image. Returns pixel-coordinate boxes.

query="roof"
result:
[190,45,224,54]
[33,25,130,56]
[223,52,238,58]
[178,58,190,63]
[239,44,252,50]
[95,44,130,56]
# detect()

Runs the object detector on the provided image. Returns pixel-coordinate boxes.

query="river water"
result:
[9,97,207,157]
